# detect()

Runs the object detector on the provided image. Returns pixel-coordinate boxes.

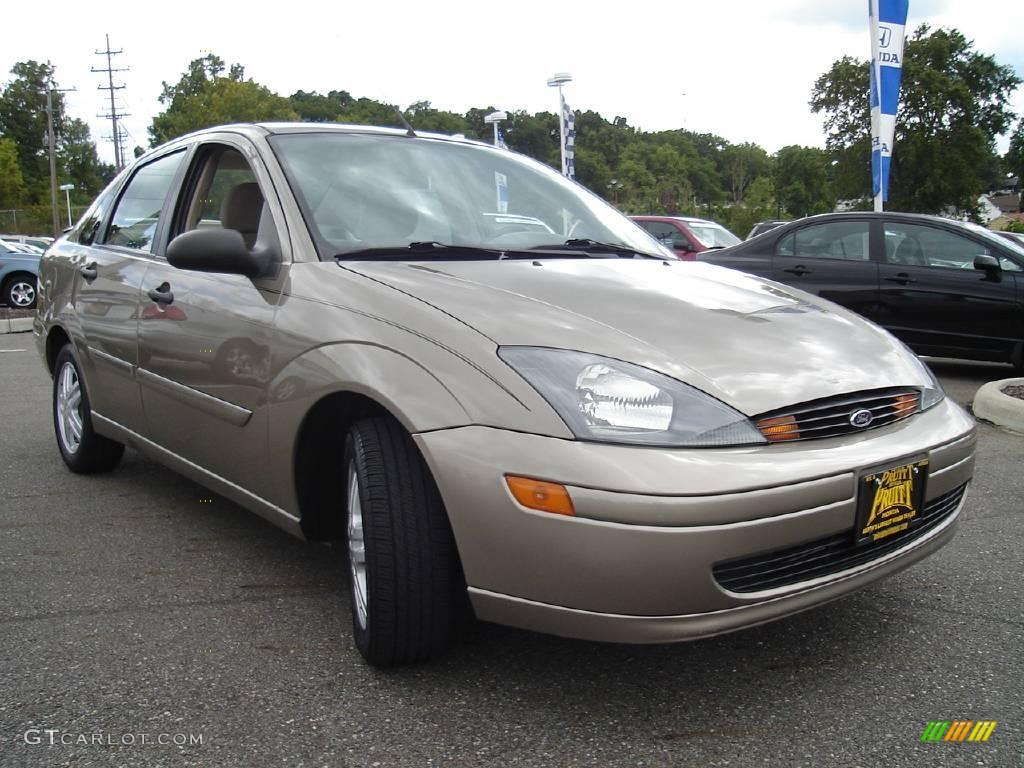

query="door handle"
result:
[79,263,98,282]
[884,274,916,285]
[147,282,174,305]
[784,265,812,276]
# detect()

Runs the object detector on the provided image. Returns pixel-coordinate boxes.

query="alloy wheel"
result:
[56,361,83,454]
[346,460,369,629]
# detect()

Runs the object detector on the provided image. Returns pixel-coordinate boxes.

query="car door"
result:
[136,136,289,498]
[875,219,1024,361]
[70,150,187,434]
[770,218,880,318]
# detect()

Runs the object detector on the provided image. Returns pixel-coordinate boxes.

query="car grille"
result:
[754,388,920,443]
[712,483,966,594]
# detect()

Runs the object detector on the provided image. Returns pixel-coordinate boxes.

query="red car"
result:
[631,216,742,260]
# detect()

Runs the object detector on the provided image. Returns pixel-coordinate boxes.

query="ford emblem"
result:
[850,409,874,428]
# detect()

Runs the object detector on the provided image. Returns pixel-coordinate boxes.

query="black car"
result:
[700,212,1024,370]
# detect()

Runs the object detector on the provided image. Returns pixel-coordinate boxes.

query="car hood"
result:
[342,259,929,415]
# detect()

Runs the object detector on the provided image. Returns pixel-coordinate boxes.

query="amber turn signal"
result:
[505,475,576,516]
[755,414,801,443]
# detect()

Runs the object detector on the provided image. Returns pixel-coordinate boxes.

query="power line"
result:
[91,33,130,170]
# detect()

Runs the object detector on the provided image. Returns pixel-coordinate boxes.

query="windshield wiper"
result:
[530,239,666,259]
[335,242,506,261]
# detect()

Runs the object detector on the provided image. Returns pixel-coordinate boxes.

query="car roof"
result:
[155,122,493,149]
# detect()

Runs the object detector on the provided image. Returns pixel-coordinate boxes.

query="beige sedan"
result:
[35,124,975,666]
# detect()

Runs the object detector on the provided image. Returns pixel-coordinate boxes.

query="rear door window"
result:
[777,221,871,261]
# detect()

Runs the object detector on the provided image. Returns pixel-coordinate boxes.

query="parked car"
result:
[699,212,1024,370]
[37,125,975,666]
[0,238,40,309]
[996,230,1024,248]
[746,220,788,239]
[631,215,741,259]
[0,234,54,251]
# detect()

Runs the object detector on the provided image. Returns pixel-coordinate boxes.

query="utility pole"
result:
[44,79,75,237]
[46,87,58,237]
[92,34,129,170]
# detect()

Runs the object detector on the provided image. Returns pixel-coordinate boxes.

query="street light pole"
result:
[483,111,508,147]
[546,73,573,176]
[60,183,76,228]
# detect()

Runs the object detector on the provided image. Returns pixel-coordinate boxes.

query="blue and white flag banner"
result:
[494,172,508,213]
[869,0,909,206]
[562,97,576,180]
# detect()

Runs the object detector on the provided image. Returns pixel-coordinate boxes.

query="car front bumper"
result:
[414,397,976,643]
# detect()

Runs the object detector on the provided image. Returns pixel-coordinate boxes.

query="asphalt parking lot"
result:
[1,332,1021,768]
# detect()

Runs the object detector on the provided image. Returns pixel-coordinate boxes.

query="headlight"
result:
[901,344,945,411]
[498,347,767,447]
[918,366,945,411]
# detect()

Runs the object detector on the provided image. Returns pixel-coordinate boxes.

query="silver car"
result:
[35,123,976,666]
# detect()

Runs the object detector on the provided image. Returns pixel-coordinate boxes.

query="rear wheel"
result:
[3,273,37,309]
[343,415,461,666]
[52,345,125,473]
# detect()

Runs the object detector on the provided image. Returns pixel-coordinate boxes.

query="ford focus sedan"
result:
[35,124,976,666]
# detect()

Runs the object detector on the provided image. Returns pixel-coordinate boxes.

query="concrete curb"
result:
[0,316,34,334]
[973,378,1024,435]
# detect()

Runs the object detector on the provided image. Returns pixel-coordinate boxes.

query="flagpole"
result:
[547,72,573,176]
[870,0,909,212]
[558,86,567,176]
[870,0,884,212]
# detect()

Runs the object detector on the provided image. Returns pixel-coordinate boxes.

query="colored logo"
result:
[921,721,997,742]
[850,409,874,428]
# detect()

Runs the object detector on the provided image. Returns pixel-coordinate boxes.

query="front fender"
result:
[266,340,481,514]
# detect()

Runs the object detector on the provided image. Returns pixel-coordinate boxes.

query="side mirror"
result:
[974,253,1001,273]
[166,228,271,278]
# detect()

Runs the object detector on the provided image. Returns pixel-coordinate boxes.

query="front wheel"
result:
[343,415,461,666]
[52,345,125,473]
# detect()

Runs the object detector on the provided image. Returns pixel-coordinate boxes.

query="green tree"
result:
[338,98,407,129]
[0,60,56,199]
[0,60,110,205]
[150,56,298,145]
[721,143,771,204]
[811,26,1021,216]
[403,101,467,134]
[0,137,27,207]
[725,176,779,237]
[774,145,834,217]
[289,89,354,122]
[504,111,559,168]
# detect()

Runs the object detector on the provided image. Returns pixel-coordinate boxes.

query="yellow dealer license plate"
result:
[855,459,929,546]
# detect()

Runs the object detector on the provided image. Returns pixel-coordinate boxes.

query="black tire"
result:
[343,415,461,666]
[52,344,125,474]
[2,273,38,310]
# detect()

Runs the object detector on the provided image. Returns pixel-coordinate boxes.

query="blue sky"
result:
[3,0,1022,163]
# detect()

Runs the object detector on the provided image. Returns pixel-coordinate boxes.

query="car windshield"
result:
[687,223,741,248]
[269,132,669,258]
